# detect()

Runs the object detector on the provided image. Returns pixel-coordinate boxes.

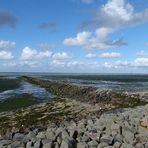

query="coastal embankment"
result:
[0,76,147,148]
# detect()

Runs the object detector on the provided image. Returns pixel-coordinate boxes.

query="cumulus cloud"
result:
[86,52,121,58]
[133,58,148,67]
[64,31,92,46]
[0,50,14,60]
[137,50,148,57]
[20,61,42,68]
[64,0,148,50]
[52,52,72,60]
[20,46,52,60]
[2,62,17,67]
[0,40,16,50]
[0,10,17,28]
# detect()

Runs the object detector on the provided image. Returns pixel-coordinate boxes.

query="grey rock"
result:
[0,140,12,146]
[87,130,101,141]
[54,142,60,148]
[135,143,144,148]
[145,142,148,148]
[45,130,55,140]
[100,135,113,145]
[124,131,135,144]
[8,141,23,148]
[111,123,120,131]
[42,139,52,145]
[43,142,53,148]
[97,142,109,148]
[57,136,62,145]
[26,141,33,148]
[77,142,88,148]
[69,129,78,139]
[36,132,46,139]
[26,131,36,139]
[120,143,134,148]
[114,142,122,148]
[113,134,123,143]
[81,134,91,142]
[88,140,98,147]
[62,129,70,139]
[13,133,25,141]
[34,140,42,148]
[60,139,74,148]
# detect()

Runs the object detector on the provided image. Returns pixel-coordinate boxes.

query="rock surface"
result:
[0,104,148,148]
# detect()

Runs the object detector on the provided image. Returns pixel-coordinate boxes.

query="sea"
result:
[0,72,148,111]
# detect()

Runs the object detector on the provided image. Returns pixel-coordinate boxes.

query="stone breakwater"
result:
[0,104,148,148]
[21,76,147,107]
[0,76,147,148]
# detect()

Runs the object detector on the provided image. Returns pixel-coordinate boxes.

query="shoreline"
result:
[0,76,148,147]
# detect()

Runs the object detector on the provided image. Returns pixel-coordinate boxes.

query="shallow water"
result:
[41,74,148,92]
[0,76,54,102]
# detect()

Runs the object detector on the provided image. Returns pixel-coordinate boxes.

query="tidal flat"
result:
[0,75,148,147]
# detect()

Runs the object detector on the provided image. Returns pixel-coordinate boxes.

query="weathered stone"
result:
[120,143,134,148]
[97,142,109,148]
[145,142,148,148]
[9,141,23,148]
[26,141,33,148]
[81,134,91,142]
[135,143,144,148]
[100,135,113,145]
[26,131,36,139]
[60,139,74,148]
[45,130,55,140]
[34,140,42,148]
[36,132,46,139]
[114,142,122,148]
[140,118,148,128]
[88,140,98,147]
[43,142,53,148]
[113,134,123,143]
[13,133,25,141]
[77,142,88,148]
[124,131,135,144]
[0,140,12,146]
[54,142,60,148]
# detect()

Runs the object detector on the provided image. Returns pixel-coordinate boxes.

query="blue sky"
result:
[0,0,148,73]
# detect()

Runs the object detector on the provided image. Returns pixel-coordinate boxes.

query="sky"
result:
[0,0,148,73]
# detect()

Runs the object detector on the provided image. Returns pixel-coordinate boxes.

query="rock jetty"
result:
[0,76,147,148]
[0,104,148,148]
[21,76,147,107]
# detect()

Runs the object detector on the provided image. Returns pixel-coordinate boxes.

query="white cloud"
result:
[137,50,148,57]
[115,60,130,67]
[133,58,148,67]
[145,42,148,46]
[86,52,121,58]
[85,53,97,58]
[64,0,148,50]
[64,31,92,46]
[20,61,42,68]
[0,40,15,50]
[2,62,17,67]
[0,50,14,60]
[52,52,71,60]
[21,46,52,60]
[99,52,121,58]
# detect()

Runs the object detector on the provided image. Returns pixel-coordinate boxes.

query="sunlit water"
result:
[0,76,54,102]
